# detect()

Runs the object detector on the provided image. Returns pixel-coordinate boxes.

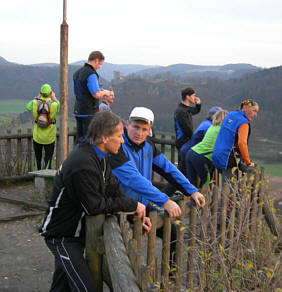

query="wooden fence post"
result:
[17,129,23,175]
[170,134,176,165]
[219,183,229,247]
[147,211,157,279]
[134,218,143,250]
[256,167,265,248]
[6,129,12,176]
[227,182,236,258]
[103,216,140,292]
[199,190,209,289]
[27,128,32,172]
[250,168,259,244]
[85,214,105,292]
[161,214,171,290]
[175,200,186,291]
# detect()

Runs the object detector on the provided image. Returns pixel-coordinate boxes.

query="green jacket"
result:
[26,97,60,144]
[191,125,221,161]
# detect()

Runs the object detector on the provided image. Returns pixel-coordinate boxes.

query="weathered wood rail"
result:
[0,129,176,179]
[0,130,280,291]
[85,168,281,291]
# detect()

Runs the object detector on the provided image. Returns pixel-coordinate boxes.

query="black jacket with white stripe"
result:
[39,142,137,239]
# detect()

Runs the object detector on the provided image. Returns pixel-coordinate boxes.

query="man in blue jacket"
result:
[108,107,205,218]
[108,107,205,268]
[212,99,259,181]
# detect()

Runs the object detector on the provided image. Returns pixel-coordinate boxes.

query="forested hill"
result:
[110,66,282,141]
[0,55,281,141]
[0,63,109,101]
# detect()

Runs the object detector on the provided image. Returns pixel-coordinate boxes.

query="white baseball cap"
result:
[129,107,154,125]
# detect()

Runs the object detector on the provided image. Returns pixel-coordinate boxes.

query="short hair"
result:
[181,87,195,100]
[212,110,228,126]
[86,111,122,145]
[88,51,105,62]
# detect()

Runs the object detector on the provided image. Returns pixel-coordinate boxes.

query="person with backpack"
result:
[26,84,60,170]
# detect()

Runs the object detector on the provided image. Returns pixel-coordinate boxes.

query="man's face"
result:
[104,122,124,154]
[92,59,103,70]
[243,105,259,121]
[187,93,196,104]
[104,92,115,104]
[126,120,151,145]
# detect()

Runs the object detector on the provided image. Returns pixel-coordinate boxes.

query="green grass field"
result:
[255,161,282,177]
[0,99,29,114]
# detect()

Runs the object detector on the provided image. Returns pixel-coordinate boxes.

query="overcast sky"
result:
[1,0,282,68]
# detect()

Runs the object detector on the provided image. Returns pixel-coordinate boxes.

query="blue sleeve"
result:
[87,74,100,94]
[153,153,198,195]
[112,160,169,207]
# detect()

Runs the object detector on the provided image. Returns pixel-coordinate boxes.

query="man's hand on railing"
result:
[134,202,146,223]
[191,191,205,208]
[163,199,182,218]
[142,217,152,235]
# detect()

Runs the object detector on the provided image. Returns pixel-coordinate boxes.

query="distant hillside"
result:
[0,56,281,141]
[110,66,282,142]
[0,56,18,66]
[0,63,108,104]
[136,63,262,80]
[70,61,160,80]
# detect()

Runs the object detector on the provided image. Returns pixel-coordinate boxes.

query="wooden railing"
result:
[0,129,175,179]
[0,130,280,291]
[85,167,281,291]
[0,129,75,178]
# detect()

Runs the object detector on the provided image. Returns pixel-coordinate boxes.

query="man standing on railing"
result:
[212,99,259,182]
[39,111,147,292]
[73,51,113,143]
[26,84,60,170]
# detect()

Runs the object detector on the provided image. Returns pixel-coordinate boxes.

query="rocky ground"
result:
[0,176,281,291]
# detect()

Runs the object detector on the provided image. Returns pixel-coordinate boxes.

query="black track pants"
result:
[33,140,55,170]
[45,237,95,292]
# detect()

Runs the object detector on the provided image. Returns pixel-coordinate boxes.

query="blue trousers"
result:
[185,149,210,188]
[75,116,94,144]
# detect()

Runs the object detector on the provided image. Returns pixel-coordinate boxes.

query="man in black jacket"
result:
[174,87,201,151]
[163,87,201,195]
[39,111,147,292]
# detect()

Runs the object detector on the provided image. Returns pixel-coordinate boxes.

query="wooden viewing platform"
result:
[0,130,281,291]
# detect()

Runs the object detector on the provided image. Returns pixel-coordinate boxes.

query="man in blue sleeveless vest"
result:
[73,51,113,143]
[212,99,259,181]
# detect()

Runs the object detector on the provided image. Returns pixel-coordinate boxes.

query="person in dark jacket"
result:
[163,87,201,195]
[73,51,113,143]
[39,111,147,292]
[174,87,201,151]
